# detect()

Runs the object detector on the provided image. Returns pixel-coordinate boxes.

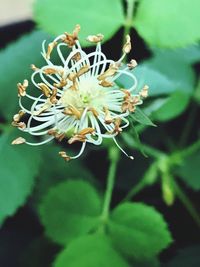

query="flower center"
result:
[60,76,106,110]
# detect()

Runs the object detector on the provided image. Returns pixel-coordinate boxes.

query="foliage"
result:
[0,0,200,266]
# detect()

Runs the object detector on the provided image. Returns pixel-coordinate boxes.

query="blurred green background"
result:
[0,0,200,266]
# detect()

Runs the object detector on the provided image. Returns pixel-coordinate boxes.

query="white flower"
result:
[12,25,148,161]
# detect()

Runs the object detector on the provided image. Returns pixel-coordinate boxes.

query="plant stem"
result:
[123,177,147,201]
[122,0,136,61]
[101,147,120,222]
[173,179,200,229]
[179,104,198,147]
[180,139,200,158]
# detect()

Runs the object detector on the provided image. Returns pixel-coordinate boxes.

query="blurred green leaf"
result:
[163,245,200,267]
[176,151,200,190]
[53,235,130,267]
[152,91,190,121]
[131,107,155,126]
[39,180,102,245]
[133,257,160,267]
[109,202,172,260]
[134,0,200,48]
[152,44,200,64]
[0,130,41,225]
[0,30,52,120]
[34,0,124,46]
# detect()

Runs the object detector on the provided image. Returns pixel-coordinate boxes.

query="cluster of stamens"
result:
[12,25,148,161]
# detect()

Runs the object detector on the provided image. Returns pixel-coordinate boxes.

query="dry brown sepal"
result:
[62,24,81,48]
[17,79,28,97]
[68,127,95,144]
[46,41,57,60]
[59,151,71,161]
[103,107,113,124]
[123,35,131,54]
[38,83,51,97]
[76,65,90,77]
[86,34,104,43]
[48,129,66,142]
[139,85,149,98]
[127,59,137,70]
[11,137,26,145]
[63,106,82,119]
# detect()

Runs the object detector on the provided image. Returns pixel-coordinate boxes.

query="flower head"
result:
[12,25,148,161]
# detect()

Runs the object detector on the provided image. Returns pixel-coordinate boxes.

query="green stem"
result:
[123,177,147,201]
[122,0,136,61]
[173,179,200,228]
[101,147,119,222]
[179,104,198,147]
[180,139,200,158]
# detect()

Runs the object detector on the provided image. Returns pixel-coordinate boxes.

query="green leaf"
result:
[128,121,146,157]
[131,107,155,126]
[134,0,200,48]
[151,91,190,121]
[152,44,200,64]
[109,202,172,260]
[0,30,52,120]
[53,235,130,267]
[0,130,41,225]
[176,151,200,190]
[163,245,200,267]
[34,0,124,46]
[39,180,102,245]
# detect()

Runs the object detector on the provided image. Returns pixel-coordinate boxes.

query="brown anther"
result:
[123,35,131,54]
[13,110,25,122]
[127,59,138,70]
[43,68,59,75]
[68,134,86,144]
[11,121,26,129]
[68,127,95,144]
[47,129,57,136]
[88,107,99,117]
[139,85,149,98]
[99,80,114,87]
[103,107,113,124]
[114,118,122,134]
[11,137,26,145]
[86,34,104,43]
[67,72,78,90]
[31,64,40,71]
[98,64,118,81]
[38,83,51,97]
[17,79,28,97]
[33,99,52,115]
[53,78,68,88]
[46,41,57,60]
[59,151,71,161]
[71,52,81,61]
[76,65,90,78]
[62,24,81,48]
[78,127,95,136]
[50,88,58,104]
[122,90,140,113]
[63,106,81,119]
